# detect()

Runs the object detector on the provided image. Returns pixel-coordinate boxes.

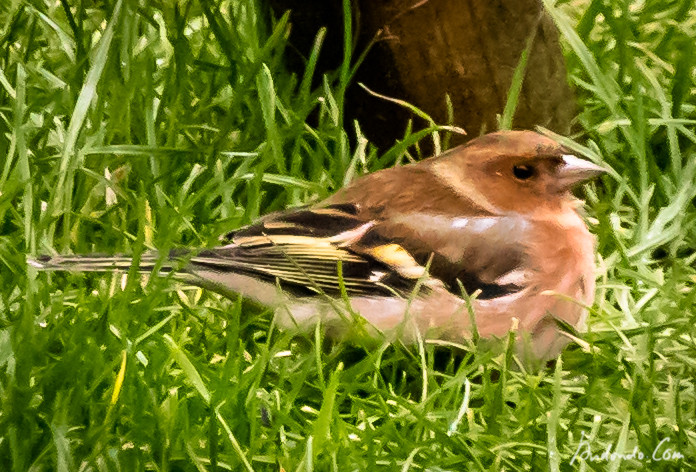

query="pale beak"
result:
[556,154,606,189]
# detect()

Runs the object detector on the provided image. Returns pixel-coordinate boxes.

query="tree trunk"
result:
[269,0,575,150]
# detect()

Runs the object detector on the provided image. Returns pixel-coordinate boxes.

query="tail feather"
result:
[28,253,172,273]
[28,250,281,306]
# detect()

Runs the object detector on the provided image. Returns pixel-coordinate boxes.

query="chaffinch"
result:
[32,130,605,361]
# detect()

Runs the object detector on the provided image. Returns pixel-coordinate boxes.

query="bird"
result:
[30,130,605,361]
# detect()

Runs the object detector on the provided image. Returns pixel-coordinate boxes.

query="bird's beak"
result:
[556,154,606,189]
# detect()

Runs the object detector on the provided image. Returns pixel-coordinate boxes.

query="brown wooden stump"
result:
[270,0,575,150]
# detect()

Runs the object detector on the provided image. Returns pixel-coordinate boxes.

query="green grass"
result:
[1,0,695,470]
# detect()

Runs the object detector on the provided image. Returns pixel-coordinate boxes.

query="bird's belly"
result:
[279,290,521,343]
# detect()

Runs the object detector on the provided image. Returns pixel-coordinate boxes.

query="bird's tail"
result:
[28,250,260,302]
[27,252,174,273]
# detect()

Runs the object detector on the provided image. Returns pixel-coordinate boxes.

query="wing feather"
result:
[203,204,530,299]
[199,206,430,296]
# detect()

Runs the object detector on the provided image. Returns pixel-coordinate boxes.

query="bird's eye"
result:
[513,164,536,180]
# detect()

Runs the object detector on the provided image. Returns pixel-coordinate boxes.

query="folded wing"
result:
[198,204,531,299]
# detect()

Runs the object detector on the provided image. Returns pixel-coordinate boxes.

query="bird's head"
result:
[432,130,606,214]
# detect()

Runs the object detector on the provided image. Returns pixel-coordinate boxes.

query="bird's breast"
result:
[523,209,596,323]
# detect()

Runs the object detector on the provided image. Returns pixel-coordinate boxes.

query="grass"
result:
[1,0,695,470]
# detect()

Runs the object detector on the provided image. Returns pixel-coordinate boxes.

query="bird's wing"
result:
[363,212,532,299]
[196,204,530,299]
[196,204,432,297]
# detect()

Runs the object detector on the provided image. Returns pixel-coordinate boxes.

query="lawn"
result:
[1,0,695,470]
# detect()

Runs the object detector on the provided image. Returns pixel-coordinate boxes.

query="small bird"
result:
[31,130,605,361]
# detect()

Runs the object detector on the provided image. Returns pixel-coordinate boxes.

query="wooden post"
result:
[269,0,575,150]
